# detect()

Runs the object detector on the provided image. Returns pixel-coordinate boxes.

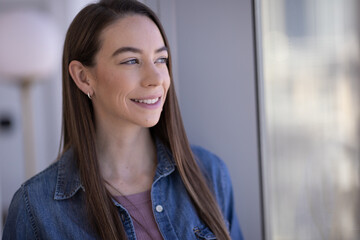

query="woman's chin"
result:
[138,116,161,128]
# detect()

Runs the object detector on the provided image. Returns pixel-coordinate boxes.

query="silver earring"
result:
[87,92,92,99]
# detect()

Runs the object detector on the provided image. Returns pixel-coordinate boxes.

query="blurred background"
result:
[0,0,359,240]
[258,0,360,239]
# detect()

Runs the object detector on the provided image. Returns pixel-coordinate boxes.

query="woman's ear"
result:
[68,60,94,96]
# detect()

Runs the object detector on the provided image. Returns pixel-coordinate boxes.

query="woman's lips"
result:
[131,96,162,109]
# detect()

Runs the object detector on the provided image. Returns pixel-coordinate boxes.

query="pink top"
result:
[115,191,163,240]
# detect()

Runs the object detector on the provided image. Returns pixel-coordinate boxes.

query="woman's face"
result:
[88,14,170,129]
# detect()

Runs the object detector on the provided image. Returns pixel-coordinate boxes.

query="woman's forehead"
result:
[98,14,165,54]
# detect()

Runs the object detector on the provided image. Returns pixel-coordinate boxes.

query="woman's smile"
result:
[131,95,163,109]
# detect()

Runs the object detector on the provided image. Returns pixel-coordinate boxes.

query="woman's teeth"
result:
[133,97,160,104]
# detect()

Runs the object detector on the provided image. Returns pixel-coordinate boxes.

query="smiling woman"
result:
[2,0,243,240]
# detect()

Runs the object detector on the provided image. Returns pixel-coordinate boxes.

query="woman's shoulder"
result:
[7,149,73,209]
[190,145,233,196]
[3,150,92,239]
[2,160,61,239]
[8,157,63,217]
[190,145,229,176]
[18,149,79,201]
[22,160,59,189]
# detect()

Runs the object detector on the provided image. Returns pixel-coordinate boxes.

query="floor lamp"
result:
[0,9,61,229]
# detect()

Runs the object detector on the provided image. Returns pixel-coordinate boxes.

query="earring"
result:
[87,92,92,99]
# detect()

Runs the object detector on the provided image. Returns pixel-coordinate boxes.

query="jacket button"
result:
[155,205,163,213]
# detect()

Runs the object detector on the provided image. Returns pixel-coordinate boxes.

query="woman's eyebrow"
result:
[155,46,168,53]
[111,46,168,57]
[112,47,141,57]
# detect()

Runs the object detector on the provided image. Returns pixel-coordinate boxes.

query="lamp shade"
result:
[0,9,61,81]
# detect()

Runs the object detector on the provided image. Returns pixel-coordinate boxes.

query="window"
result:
[257,0,360,239]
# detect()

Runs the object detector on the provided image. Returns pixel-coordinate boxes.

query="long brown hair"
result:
[61,0,231,239]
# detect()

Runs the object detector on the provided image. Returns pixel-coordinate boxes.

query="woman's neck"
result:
[96,125,157,195]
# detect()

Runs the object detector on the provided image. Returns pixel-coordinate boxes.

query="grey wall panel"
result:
[174,0,262,239]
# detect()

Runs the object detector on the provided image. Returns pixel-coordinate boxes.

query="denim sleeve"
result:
[215,157,244,240]
[223,167,244,240]
[2,186,38,240]
[191,146,244,240]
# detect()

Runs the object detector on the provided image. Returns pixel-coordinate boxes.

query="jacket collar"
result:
[53,138,175,201]
[153,137,176,181]
[54,148,83,200]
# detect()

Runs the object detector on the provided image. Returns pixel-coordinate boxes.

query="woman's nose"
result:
[141,62,164,87]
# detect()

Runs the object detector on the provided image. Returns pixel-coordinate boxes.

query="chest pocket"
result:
[193,225,217,239]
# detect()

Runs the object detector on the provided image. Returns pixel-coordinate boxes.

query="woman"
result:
[3,0,243,239]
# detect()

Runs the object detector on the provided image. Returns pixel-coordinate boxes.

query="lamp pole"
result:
[20,79,37,179]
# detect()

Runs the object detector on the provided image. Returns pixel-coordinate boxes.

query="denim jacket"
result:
[3,140,243,240]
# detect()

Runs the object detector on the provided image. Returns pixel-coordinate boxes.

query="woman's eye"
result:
[155,57,168,64]
[121,59,139,65]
